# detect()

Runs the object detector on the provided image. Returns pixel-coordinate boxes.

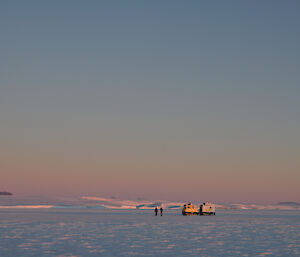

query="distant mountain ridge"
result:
[278,202,300,206]
[0,192,13,196]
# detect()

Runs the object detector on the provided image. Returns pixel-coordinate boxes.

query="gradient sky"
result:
[1,1,300,203]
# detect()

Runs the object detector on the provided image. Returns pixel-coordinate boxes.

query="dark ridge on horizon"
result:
[278,202,300,206]
[0,192,13,196]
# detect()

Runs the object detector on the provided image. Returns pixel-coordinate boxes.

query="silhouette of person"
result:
[160,207,163,216]
[155,207,158,216]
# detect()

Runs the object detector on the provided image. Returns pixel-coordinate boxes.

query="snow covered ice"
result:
[0,209,300,257]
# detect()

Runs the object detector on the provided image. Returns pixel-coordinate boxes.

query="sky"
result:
[1,1,300,203]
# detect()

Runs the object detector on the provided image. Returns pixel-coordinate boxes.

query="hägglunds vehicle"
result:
[182,202,199,215]
[182,202,216,215]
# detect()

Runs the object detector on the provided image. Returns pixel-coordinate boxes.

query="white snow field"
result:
[0,209,299,257]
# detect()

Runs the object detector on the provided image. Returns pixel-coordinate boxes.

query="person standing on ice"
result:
[160,207,163,216]
[155,207,158,216]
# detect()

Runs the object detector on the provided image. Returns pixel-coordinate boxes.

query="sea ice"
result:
[0,209,299,256]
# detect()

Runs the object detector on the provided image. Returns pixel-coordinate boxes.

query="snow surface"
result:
[0,209,299,257]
